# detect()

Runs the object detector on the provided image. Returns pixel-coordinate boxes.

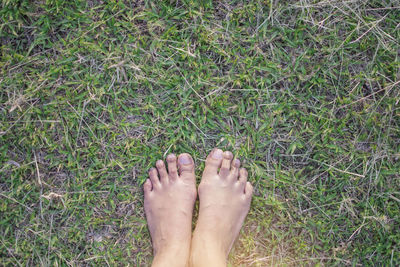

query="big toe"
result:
[204,148,223,175]
[178,153,195,180]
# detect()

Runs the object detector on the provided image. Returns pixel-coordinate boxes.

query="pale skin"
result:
[143,148,253,267]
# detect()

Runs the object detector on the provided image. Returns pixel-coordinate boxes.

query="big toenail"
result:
[212,149,223,159]
[179,154,191,165]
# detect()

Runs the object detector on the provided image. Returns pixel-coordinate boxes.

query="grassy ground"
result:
[1,0,399,266]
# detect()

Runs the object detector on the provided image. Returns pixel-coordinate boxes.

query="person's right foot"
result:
[190,148,253,267]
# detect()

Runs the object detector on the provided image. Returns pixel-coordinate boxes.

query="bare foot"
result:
[190,148,253,267]
[144,153,197,267]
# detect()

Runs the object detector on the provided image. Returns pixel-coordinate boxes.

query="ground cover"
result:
[1,0,399,265]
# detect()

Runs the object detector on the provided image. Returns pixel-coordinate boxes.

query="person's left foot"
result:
[143,153,197,267]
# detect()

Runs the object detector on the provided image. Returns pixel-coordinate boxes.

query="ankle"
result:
[190,232,226,267]
[152,244,190,267]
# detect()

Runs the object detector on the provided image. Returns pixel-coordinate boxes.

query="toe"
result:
[149,168,161,189]
[166,154,178,181]
[238,168,248,191]
[244,181,253,198]
[156,160,169,184]
[178,153,195,176]
[230,158,240,178]
[204,148,223,175]
[219,151,233,178]
[143,179,153,196]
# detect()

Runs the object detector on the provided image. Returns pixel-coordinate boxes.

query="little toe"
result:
[166,154,178,181]
[177,153,195,177]
[149,168,161,189]
[204,148,223,176]
[156,160,169,184]
[238,168,248,191]
[245,182,253,198]
[219,151,233,178]
[143,179,153,196]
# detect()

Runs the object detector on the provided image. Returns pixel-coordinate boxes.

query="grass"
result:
[1,0,399,265]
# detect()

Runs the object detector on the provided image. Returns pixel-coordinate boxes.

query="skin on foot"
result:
[144,153,197,267]
[190,148,253,267]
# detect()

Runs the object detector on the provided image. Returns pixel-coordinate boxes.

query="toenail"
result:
[234,159,240,166]
[212,149,223,159]
[178,154,191,165]
[223,151,233,159]
[156,160,164,167]
[167,154,176,161]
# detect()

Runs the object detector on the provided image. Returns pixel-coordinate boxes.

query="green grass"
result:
[1,0,399,266]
